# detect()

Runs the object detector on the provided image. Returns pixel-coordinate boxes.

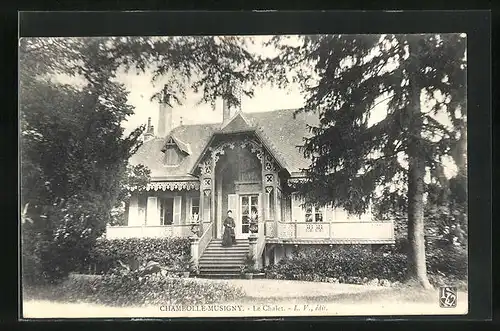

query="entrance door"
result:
[237,194,259,239]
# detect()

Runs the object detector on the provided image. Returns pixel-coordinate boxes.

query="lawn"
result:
[22,278,468,318]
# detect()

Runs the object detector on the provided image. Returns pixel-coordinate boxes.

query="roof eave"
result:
[189,134,218,174]
[189,128,293,177]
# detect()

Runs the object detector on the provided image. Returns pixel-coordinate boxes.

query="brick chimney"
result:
[222,97,231,123]
[158,87,173,137]
[222,78,242,123]
[144,117,154,141]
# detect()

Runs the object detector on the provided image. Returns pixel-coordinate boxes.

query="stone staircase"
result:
[198,239,249,278]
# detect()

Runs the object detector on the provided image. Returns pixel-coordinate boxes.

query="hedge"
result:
[83,237,191,274]
[25,273,246,306]
[265,245,467,286]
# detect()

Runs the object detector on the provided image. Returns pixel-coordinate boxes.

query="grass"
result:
[22,279,468,318]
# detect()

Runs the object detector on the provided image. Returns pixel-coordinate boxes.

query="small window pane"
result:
[191,197,200,221]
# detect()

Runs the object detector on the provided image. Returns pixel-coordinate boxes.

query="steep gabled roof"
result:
[130,123,218,178]
[130,108,319,180]
[245,109,319,172]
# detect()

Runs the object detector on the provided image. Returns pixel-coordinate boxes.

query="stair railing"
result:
[198,221,213,257]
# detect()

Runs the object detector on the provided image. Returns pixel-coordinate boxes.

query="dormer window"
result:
[162,135,191,166]
[164,138,181,165]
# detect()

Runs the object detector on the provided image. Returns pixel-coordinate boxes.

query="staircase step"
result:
[203,250,248,254]
[202,250,247,254]
[199,264,242,268]
[205,246,249,251]
[209,240,248,242]
[199,259,243,264]
[199,269,242,274]
[196,238,253,279]
[200,257,245,261]
[198,274,242,279]
[206,244,249,248]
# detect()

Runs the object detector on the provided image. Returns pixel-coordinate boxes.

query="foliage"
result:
[20,36,258,284]
[374,174,468,248]
[20,37,150,284]
[84,237,191,274]
[25,273,246,307]
[109,164,151,226]
[257,34,466,288]
[242,253,256,273]
[265,245,466,286]
[109,36,259,109]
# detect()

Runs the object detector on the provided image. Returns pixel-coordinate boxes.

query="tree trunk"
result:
[406,36,433,289]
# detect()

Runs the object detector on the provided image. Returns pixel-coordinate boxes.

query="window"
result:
[305,205,323,222]
[138,196,147,225]
[158,198,174,225]
[165,147,180,165]
[164,137,181,165]
[190,197,200,222]
[241,195,259,234]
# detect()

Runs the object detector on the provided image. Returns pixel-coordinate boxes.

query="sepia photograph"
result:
[20,31,469,318]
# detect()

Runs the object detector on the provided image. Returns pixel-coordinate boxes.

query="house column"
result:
[199,159,213,232]
[262,151,279,238]
[210,153,216,236]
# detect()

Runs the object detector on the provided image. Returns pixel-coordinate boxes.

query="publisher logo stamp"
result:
[439,286,457,308]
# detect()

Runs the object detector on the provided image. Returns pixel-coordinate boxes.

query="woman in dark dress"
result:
[222,210,236,246]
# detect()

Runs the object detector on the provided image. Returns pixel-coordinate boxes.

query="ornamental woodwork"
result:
[145,181,200,191]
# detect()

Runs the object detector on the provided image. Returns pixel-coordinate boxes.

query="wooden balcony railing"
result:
[265,220,395,243]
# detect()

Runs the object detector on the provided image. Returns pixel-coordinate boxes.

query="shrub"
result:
[84,237,191,274]
[26,273,246,306]
[426,245,468,280]
[266,246,407,283]
[265,244,467,285]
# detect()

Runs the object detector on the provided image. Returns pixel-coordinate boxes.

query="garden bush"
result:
[83,237,191,274]
[26,272,245,306]
[265,244,467,286]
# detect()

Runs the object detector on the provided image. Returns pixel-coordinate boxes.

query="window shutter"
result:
[128,195,139,226]
[227,194,238,236]
[185,197,191,223]
[324,204,334,222]
[147,197,158,225]
[291,193,304,222]
[228,194,238,215]
[173,196,182,224]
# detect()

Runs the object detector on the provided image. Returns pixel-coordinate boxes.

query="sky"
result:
[118,35,303,134]
[53,34,462,179]
[118,69,304,135]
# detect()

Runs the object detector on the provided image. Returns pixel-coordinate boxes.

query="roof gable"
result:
[161,135,192,155]
[130,108,318,180]
[220,112,253,133]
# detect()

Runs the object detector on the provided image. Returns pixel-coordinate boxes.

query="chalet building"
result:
[106,95,395,277]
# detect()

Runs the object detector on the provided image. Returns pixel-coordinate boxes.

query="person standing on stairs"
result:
[222,210,236,247]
